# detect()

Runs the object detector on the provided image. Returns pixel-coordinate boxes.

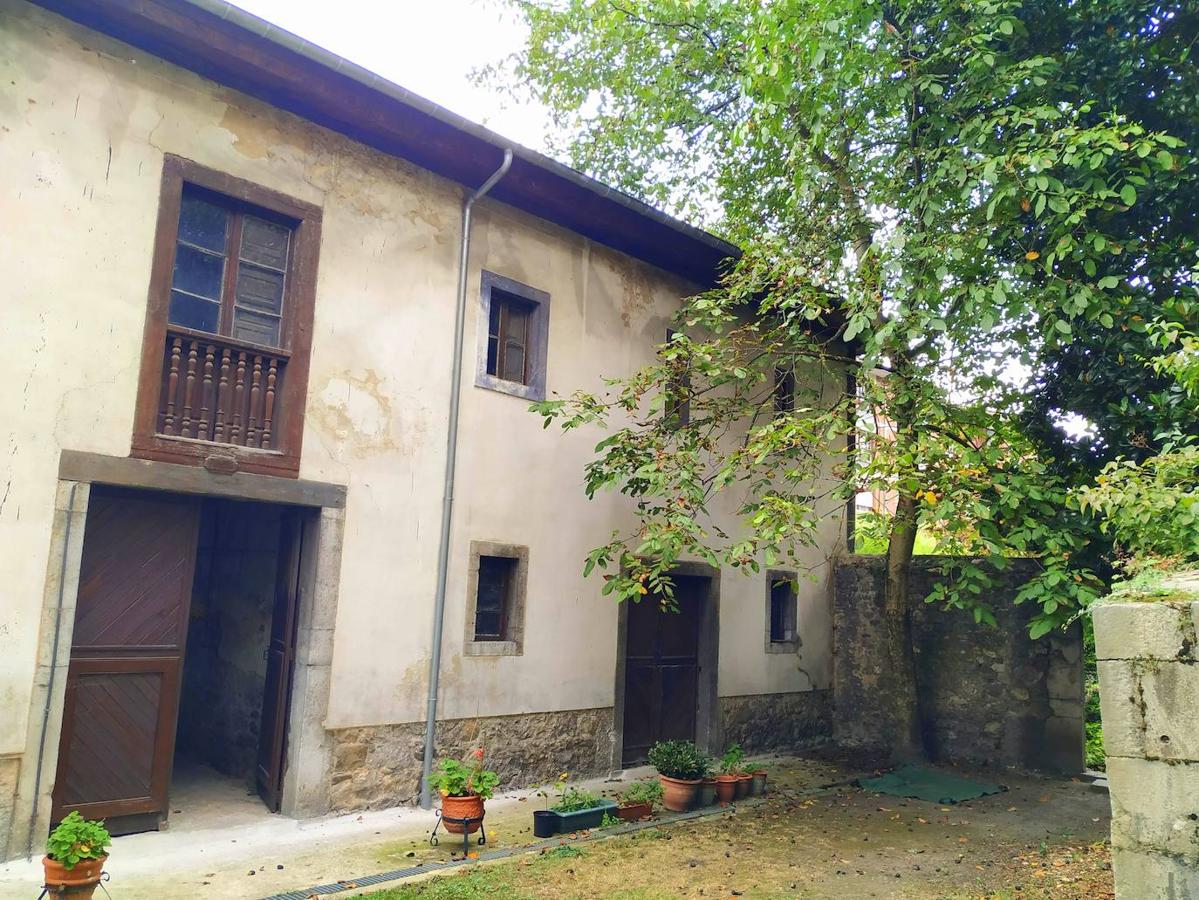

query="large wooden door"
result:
[621,576,705,766]
[52,488,201,833]
[255,513,303,811]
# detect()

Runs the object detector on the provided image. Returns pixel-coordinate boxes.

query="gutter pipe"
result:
[420,149,513,809]
[27,482,78,858]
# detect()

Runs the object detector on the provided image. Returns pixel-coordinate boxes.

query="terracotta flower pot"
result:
[750,771,768,796]
[439,791,485,834]
[658,774,700,812]
[43,855,106,899]
[734,773,752,799]
[616,801,653,822]
[714,774,738,804]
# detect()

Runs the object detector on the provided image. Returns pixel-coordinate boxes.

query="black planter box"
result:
[544,799,618,834]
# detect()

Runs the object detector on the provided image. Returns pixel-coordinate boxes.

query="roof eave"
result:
[30,0,739,287]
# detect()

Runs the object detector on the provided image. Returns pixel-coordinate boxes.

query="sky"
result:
[226,0,553,152]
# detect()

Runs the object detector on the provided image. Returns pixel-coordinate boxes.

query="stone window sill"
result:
[464,640,521,657]
[766,641,801,655]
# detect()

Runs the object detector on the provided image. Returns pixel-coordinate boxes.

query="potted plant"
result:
[427,748,499,835]
[616,780,662,822]
[715,744,744,804]
[749,766,768,796]
[536,775,617,835]
[44,811,110,899]
[647,739,709,812]
[697,770,718,808]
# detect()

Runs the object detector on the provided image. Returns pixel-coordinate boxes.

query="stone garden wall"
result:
[1095,601,1199,898]
[833,556,1085,772]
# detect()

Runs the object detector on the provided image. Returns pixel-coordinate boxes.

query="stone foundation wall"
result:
[329,707,615,812]
[834,557,1084,773]
[719,690,832,754]
[0,757,18,859]
[1095,601,1199,897]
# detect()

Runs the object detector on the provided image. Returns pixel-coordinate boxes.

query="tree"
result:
[503,0,1189,758]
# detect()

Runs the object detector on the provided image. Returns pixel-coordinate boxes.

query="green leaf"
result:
[1120,184,1137,206]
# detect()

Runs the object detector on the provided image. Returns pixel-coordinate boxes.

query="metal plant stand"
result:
[429,809,487,857]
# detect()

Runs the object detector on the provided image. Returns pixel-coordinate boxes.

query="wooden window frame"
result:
[765,571,801,653]
[463,541,528,657]
[664,329,691,428]
[132,156,321,478]
[774,366,796,415]
[474,271,550,401]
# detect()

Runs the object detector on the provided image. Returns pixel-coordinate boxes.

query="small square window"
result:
[774,367,795,414]
[474,555,516,641]
[486,292,534,385]
[664,329,691,428]
[767,575,799,651]
[464,542,528,656]
[476,272,550,401]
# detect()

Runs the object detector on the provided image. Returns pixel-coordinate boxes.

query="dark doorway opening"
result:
[173,499,300,822]
[52,488,304,836]
[620,575,709,767]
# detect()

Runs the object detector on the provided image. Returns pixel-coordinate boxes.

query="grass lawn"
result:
[353,770,1112,899]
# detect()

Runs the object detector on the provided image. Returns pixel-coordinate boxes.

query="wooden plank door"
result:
[621,576,704,766]
[52,488,200,833]
[255,512,303,812]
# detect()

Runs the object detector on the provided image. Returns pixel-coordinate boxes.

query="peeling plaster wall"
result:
[1095,602,1199,898]
[0,0,844,786]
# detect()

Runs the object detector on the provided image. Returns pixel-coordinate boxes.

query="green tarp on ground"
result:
[856,766,1005,804]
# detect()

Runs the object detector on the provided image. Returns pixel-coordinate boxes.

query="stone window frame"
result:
[765,570,801,654]
[474,271,551,401]
[463,540,528,657]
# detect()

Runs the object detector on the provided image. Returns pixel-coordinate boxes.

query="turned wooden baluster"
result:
[261,358,278,450]
[231,352,247,444]
[180,340,199,438]
[162,337,183,435]
[247,355,263,447]
[197,343,215,441]
[214,348,231,442]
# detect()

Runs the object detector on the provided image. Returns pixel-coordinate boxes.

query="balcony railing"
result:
[156,327,289,451]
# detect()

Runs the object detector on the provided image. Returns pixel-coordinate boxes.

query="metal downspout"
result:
[27,482,79,858]
[420,149,513,809]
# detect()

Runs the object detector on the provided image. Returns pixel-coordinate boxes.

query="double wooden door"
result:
[620,576,706,766]
[51,488,302,832]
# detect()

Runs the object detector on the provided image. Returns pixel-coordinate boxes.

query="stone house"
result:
[0,0,846,860]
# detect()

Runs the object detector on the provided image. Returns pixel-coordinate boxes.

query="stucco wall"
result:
[833,557,1085,773]
[1095,602,1199,898]
[0,0,842,795]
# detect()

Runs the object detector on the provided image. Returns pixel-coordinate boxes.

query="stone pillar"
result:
[1095,602,1199,899]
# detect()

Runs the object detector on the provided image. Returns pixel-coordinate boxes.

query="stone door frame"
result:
[6,451,347,861]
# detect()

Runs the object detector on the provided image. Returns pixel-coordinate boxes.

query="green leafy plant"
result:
[620,781,663,806]
[427,749,500,800]
[647,740,708,781]
[719,744,745,775]
[599,812,621,829]
[552,785,605,813]
[505,0,1193,762]
[46,812,110,870]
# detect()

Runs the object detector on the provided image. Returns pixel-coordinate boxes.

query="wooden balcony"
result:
[157,327,287,449]
[133,327,303,477]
